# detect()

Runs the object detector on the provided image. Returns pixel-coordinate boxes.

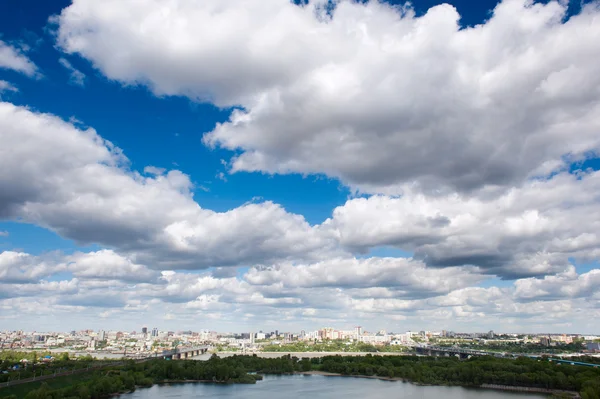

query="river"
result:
[119,374,548,398]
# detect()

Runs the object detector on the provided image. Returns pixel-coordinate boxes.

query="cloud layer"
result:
[0,102,339,270]
[1,97,600,331]
[57,0,600,194]
[1,0,599,332]
[326,172,600,278]
[1,249,598,332]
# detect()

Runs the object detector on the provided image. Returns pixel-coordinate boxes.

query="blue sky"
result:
[1,0,600,334]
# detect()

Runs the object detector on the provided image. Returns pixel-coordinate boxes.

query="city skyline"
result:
[4,326,598,358]
[3,326,598,337]
[1,0,600,334]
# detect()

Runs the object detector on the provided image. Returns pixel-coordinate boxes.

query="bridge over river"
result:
[415,346,508,358]
[414,346,551,360]
[415,346,600,368]
[160,346,209,360]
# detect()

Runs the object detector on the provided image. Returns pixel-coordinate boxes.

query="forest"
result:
[315,354,600,397]
[0,353,598,399]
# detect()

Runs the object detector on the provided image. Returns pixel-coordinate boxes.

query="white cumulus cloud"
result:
[56,0,600,194]
[0,101,339,269]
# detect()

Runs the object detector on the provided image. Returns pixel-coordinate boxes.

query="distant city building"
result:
[142,327,148,335]
[151,328,158,337]
[586,342,600,352]
[354,326,363,338]
[359,335,390,345]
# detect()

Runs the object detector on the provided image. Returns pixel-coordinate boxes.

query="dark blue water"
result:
[119,374,548,398]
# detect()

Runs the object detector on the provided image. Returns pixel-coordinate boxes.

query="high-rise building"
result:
[142,327,148,335]
[151,328,158,337]
[354,326,363,338]
[98,330,106,341]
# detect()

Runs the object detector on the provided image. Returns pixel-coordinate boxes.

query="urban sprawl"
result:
[2,327,600,359]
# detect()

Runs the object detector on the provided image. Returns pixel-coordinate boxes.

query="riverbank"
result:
[3,354,594,398]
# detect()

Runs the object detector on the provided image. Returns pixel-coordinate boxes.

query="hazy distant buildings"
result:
[587,342,600,352]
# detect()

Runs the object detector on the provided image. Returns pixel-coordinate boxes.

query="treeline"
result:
[3,354,600,399]
[315,354,600,398]
[1,355,293,399]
